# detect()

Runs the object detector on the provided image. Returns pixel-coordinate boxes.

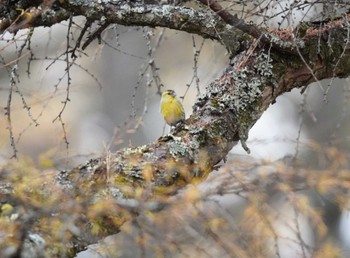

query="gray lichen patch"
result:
[196,50,274,153]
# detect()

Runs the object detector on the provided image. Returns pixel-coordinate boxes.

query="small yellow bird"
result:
[1,203,14,217]
[160,90,185,126]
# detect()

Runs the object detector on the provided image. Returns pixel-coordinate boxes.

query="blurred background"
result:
[1,0,350,257]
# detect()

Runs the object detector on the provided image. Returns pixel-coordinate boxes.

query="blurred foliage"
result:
[0,143,350,257]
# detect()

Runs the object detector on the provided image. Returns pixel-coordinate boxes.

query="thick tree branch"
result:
[1,0,349,59]
[0,0,245,54]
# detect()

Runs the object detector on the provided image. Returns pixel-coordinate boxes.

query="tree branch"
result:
[197,0,301,54]
[0,0,245,54]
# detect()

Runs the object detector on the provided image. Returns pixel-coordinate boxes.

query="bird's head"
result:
[162,89,176,97]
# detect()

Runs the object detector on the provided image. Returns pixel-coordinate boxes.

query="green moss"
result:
[210,99,219,108]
